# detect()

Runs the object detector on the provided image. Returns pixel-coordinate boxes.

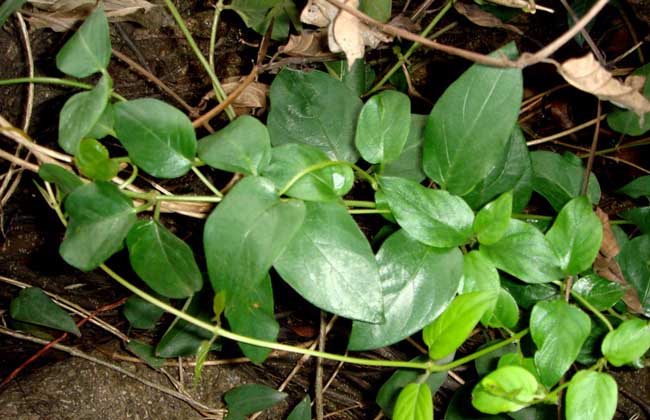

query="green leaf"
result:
[616,234,650,314]
[472,366,542,414]
[126,220,203,299]
[213,291,227,321]
[349,229,462,350]
[58,74,112,154]
[375,190,396,223]
[324,59,376,97]
[480,219,563,284]
[530,151,600,211]
[497,354,538,380]
[87,103,115,139]
[577,317,609,365]
[376,356,447,418]
[60,181,137,271]
[393,383,433,420]
[114,99,196,178]
[482,288,519,329]
[475,342,518,377]
[474,192,513,245]
[446,383,506,420]
[501,278,560,309]
[275,201,382,323]
[572,274,625,311]
[565,371,617,420]
[56,6,111,77]
[462,126,532,212]
[359,0,391,22]
[607,63,650,136]
[268,68,363,162]
[287,395,311,420]
[379,176,474,248]
[601,318,650,366]
[423,43,522,195]
[262,144,354,202]
[423,291,496,360]
[382,114,427,182]
[461,250,500,295]
[545,196,602,275]
[193,339,212,385]
[224,384,287,420]
[618,175,650,198]
[126,340,166,369]
[229,0,299,40]
[0,0,27,27]
[355,90,411,164]
[123,294,167,329]
[620,206,650,234]
[75,138,120,181]
[530,300,591,387]
[38,164,83,196]
[10,287,80,336]
[508,404,557,420]
[198,115,271,176]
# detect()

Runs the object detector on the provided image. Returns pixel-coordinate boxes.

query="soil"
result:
[1,0,650,419]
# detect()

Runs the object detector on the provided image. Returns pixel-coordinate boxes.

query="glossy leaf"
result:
[480,219,563,284]
[474,192,512,245]
[530,300,591,387]
[501,278,559,309]
[287,395,311,420]
[56,6,111,77]
[355,90,411,164]
[58,74,111,154]
[393,383,433,420]
[87,104,115,139]
[360,0,391,22]
[198,115,271,175]
[262,143,354,202]
[618,175,650,198]
[607,63,650,136]
[601,318,650,366]
[38,164,83,196]
[324,59,376,97]
[223,384,287,420]
[620,206,650,234]
[267,68,363,162]
[482,288,519,329]
[382,114,427,182]
[472,366,542,414]
[565,371,617,420]
[114,99,196,178]
[126,340,166,369]
[572,274,624,311]
[275,201,382,323]
[545,196,602,275]
[75,138,120,181]
[60,182,137,271]
[10,287,80,336]
[475,342,518,377]
[0,0,27,27]
[530,151,600,211]
[349,229,463,350]
[423,43,522,195]
[123,294,167,329]
[126,220,203,299]
[446,383,506,420]
[577,318,609,365]
[423,291,496,360]
[379,176,474,248]
[461,251,500,296]
[616,234,650,314]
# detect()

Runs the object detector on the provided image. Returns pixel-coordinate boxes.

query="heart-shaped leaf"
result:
[382,114,427,182]
[224,384,287,420]
[601,318,650,366]
[474,191,512,245]
[472,366,542,414]
[393,383,433,420]
[10,287,80,336]
[565,371,617,420]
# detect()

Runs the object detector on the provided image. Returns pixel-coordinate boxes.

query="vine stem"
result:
[191,166,223,197]
[570,289,614,332]
[0,77,127,102]
[279,161,378,196]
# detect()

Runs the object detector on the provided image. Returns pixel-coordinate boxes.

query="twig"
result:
[0,148,38,172]
[581,100,601,195]
[316,311,326,420]
[525,114,607,146]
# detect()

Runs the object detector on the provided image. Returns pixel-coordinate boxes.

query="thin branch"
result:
[526,114,607,146]
[581,100,601,195]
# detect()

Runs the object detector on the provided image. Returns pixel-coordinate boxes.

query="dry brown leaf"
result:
[278,30,329,57]
[222,77,268,111]
[558,53,650,118]
[454,2,523,35]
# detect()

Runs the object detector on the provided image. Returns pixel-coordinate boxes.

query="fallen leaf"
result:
[454,2,523,35]
[278,30,329,56]
[222,77,269,110]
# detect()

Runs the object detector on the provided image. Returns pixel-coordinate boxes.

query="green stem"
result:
[209,0,225,72]
[156,195,222,203]
[191,166,223,197]
[577,138,650,158]
[343,200,377,208]
[571,290,614,331]
[348,209,391,215]
[161,0,235,120]
[0,77,127,102]
[365,0,454,96]
[118,163,138,189]
[512,213,553,221]
[279,161,377,196]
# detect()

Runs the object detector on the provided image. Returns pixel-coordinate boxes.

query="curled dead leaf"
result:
[222,77,269,113]
[454,2,523,35]
[278,30,329,57]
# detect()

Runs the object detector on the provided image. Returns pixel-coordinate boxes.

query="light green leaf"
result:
[198,115,271,175]
[275,201,382,323]
[0,0,27,28]
[75,138,120,181]
[56,6,111,77]
[126,220,203,299]
[618,175,650,198]
[474,191,512,245]
[224,384,287,420]
[114,99,196,178]
[565,371,617,420]
[423,291,496,360]
[545,196,602,275]
[530,300,591,387]
[123,294,167,330]
[379,176,474,248]
[601,318,650,366]
[423,43,522,195]
[393,383,433,420]
[268,68,363,162]
[360,0,391,22]
[356,90,411,164]
[58,74,111,154]
[472,366,542,414]
[482,288,519,329]
[572,274,624,311]
[38,164,83,196]
[10,287,80,336]
[60,182,137,271]
[287,395,311,420]
[382,114,427,182]
[461,250,500,295]
[126,340,166,369]
[349,229,462,350]
[616,234,650,315]
[193,339,212,385]
[607,63,650,136]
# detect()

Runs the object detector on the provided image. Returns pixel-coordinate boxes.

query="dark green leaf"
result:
[60,181,137,271]
[75,138,120,181]
[530,151,600,211]
[472,366,542,414]
[38,164,83,196]
[126,220,203,299]
[423,43,522,195]
[356,90,411,164]
[569,0,597,46]
[262,144,354,202]
[616,234,650,314]
[545,196,602,275]
[607,63,650,136]
[577,317,609,365]
[565,371,617,420]
[480,219,563,284]
[375,190,396,223]
[58,74,111,154]
[508,404,557,420]
[287,395,311,420]
[475,342,518,377]
[123,294,167,329]
[349,229,462,350]
[275,201,382,323]
[224,384,287,420]
[56,6,111,77]
[446,383,506,420]
[10,287,80,336]
[572,274,625,311]
[268,68,363,162]
[474,192,512,245]
[501,278,559,309]
[601,318,650,366]
[229,0,299,40]
[382,114,427,182]
[530,300,591,387]
[620,206,650,234]
[393,383,433,420]
[482,288,519,329]
[114,99,196,178]
[198,115,271,175]
[87,103,115,139]
[126,340,166,369]
[618,175,650,198]
[324,59,376,97]
[0,0,27,27]
[379,176,474,248]
[360,0,391,22]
